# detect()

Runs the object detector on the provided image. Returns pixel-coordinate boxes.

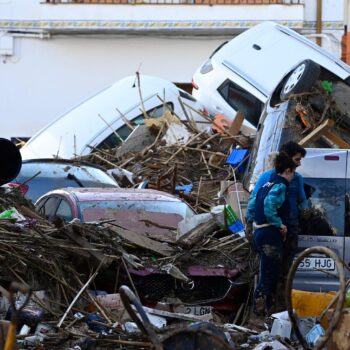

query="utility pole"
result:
[316,0,323,46]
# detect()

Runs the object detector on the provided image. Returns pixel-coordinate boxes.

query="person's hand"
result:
[280,224,287,241]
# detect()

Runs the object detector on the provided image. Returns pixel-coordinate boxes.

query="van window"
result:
[96,103,173,150]
[218,80,263,127]
[302,178,346,237]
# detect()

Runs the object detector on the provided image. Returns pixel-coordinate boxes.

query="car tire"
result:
[280,60,320,100]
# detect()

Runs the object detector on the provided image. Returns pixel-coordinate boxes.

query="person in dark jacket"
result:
[247,142,307,275]
[247,153,296,316]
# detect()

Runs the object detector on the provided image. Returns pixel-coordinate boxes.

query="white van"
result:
[21,75,207,160]
[192,21,350,131]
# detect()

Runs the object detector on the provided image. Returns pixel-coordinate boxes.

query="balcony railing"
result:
[44,0,303,5]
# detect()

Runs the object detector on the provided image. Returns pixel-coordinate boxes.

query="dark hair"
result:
[274,152,297,174]
[279,141,306,158]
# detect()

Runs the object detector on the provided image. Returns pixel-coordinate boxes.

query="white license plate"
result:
[184,306,212,316]
[298,257,335,271]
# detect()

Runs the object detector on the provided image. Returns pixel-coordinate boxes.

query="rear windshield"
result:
[80,199,193,220]
[79,199,194,240]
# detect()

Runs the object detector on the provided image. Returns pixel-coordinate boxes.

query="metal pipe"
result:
[9,32,50,39]
[316,0,323,46]
[344,0,349,29]
[305,33,340,56]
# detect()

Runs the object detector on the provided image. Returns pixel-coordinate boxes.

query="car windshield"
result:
[79,199,194,241]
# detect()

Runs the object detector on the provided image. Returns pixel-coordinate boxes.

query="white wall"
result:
[0,35,224,139]
[304,0,345,23]
[0,0,303,22]
[0,0,347,140]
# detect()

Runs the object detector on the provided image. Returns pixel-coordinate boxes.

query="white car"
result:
[192,21,350,132]
[21,75,208,160]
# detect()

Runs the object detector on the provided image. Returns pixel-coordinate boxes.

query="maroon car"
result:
[36,188,248,315]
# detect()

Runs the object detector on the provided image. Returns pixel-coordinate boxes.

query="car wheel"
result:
[280,60,320,100]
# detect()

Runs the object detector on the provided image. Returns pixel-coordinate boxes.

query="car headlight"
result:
[200,59,213,74]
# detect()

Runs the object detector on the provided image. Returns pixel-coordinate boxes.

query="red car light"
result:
[324,155,339,161]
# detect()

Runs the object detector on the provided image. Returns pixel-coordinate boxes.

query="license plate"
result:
[184,306,212,316]
[297,257,335,271]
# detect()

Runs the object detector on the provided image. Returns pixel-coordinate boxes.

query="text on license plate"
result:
[298,257,335,271]
[184,306,212,316]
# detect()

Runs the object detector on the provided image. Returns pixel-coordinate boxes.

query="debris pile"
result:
[285,81,350,148]
[80,112,252,213]
[0,189,268,349]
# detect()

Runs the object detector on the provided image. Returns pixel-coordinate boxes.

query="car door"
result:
[294,149,347,292]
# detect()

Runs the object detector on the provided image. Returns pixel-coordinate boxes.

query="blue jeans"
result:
[282,224,299,276]
[253,226,283,314]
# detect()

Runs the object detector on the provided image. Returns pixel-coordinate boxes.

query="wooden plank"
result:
[62,225,108,265]
[324,130,350,149]
[327,308,350,350]
[108,225,174,257]
[228,111,245,136]
[177,217,218,249]
[299,119,334,146]
[223,111,245,147]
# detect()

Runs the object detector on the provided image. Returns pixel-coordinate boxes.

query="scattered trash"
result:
[175,183,193,195]
[305,323,325,347]
[226,149,249,173]
[176,213,212,240]
[0,207,26,223]
[163,122,193,145]
[85,312,109,334]
[211,204,245,234]
[270,311,292,339]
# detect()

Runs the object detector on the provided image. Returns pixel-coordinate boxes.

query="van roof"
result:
[20,75,178,160]
[214,21,350,97]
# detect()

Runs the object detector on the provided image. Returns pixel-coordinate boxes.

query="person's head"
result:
[274,152,296,182]
[279,141,306,167]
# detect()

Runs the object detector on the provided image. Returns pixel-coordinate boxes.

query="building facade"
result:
[0,0,347,139]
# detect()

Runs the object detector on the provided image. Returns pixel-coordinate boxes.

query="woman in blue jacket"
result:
[248,142,307,276]
[247,153,296,316]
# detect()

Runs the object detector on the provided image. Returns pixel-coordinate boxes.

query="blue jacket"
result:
[251,169,307,224]
[247,173,289,228]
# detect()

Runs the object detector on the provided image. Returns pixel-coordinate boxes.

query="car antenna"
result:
[74,134,77,161]
[55,136,62,159]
